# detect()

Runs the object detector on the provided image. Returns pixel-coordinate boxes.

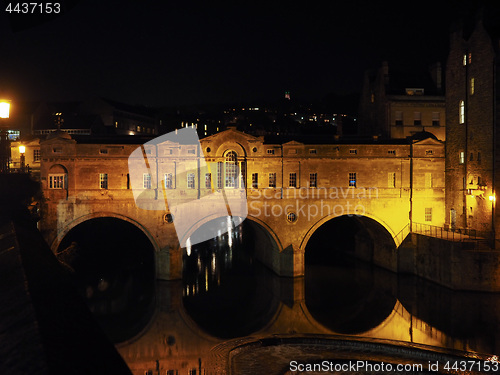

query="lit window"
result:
[225,151,238,188]
[289,172,297,188]
[463,54,467,66]
[252,173,258,188]
[269,172,276,188]
[205,173,211,189]
[459,100,465,124]
[309,173,317,188]
[164,173,173,189]
[99,173,108,189]
[49,173,67,189]
[388,172,396,188]
[468,52,472,64]
[348,172,356,187]
[470,78,475,95]
[217,162,223,189]
[33,149,40,162]
[459,151,465,164]
[143,173,152,189]
[425,207,432,222]
[187,173,195,189]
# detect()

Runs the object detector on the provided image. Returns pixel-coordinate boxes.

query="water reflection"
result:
[182,220,277,338]
[69,219,500,373]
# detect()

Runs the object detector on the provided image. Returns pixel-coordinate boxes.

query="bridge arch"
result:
[178,213,282,253]
[50,211,160,254]
[301,212,399,271]
[300,211,399,252]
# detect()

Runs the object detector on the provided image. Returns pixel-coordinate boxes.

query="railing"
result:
[394,223,410,245]
[411,222,493,249]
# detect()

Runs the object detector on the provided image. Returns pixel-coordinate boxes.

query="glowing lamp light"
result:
[19,145,25,154]
[489,195,496,202]
[0,101,10,118]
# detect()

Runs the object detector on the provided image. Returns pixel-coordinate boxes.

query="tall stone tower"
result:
[445,10,500,241]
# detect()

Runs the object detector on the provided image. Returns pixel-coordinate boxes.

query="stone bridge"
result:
[38,128,445,280]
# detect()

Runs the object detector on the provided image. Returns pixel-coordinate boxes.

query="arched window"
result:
[459,100,465,124]
[225,151,238,188]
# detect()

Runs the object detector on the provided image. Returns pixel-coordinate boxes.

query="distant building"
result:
[444,9,500,239]
[359,61,446,140]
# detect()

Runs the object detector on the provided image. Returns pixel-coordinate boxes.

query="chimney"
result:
[429,62,442,93]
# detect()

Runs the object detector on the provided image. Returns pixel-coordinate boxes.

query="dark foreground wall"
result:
[0,175,132,375]
[398,233,500,292]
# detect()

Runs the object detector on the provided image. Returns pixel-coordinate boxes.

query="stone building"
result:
[38,128,445,259]
[444,10,500,240]
[359,61,446,141]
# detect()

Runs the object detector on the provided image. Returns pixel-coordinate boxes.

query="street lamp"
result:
[19,145,25,172]
[0,99,11,173]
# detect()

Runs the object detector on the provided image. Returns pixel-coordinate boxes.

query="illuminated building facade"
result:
[445,13,500,240]
[359,61,446,140]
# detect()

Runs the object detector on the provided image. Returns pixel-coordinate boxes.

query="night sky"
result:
[0,0,493,107]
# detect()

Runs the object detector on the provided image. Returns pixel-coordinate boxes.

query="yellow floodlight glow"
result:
[0,101,10,118]
[19,145,25,154]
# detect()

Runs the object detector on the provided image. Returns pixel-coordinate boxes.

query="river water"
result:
[65,219,500,373]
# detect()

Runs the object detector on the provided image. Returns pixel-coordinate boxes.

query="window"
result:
[459,100,465,124]
[470,152,474,162]
[425,173,432,188]
[99,173,108,189]
[413,112,422,126]
[205,173,211,189]
[217,162,223,189]
[388,172,396,188]
[187,173,195,189]
[309,173,317,188]
[286,212,297,223]
[187,149,196,154]
[478,151,481,163]
[267,149,275,155]
[99,149,108,154]
[395,111,403,126]
[252,173,258,189]
[432,112,440,126]
[425,207,432,222]
[49,174,66,189]
[468,52,472,64]
[425,150,433,156]
[269,172,276,188]
[289,172,297,188]
[225,151,238,188]
[164,173,173,189]
[52,147,62,153]
[309,149,317,154]
[348,172,356,187]
[459,151,465,164]
[463,54,467,66]
[470,77,475,95]
[33,149,40,162]
[349,149,357,155]
[143,173,152,189]
[388,150,396,155]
